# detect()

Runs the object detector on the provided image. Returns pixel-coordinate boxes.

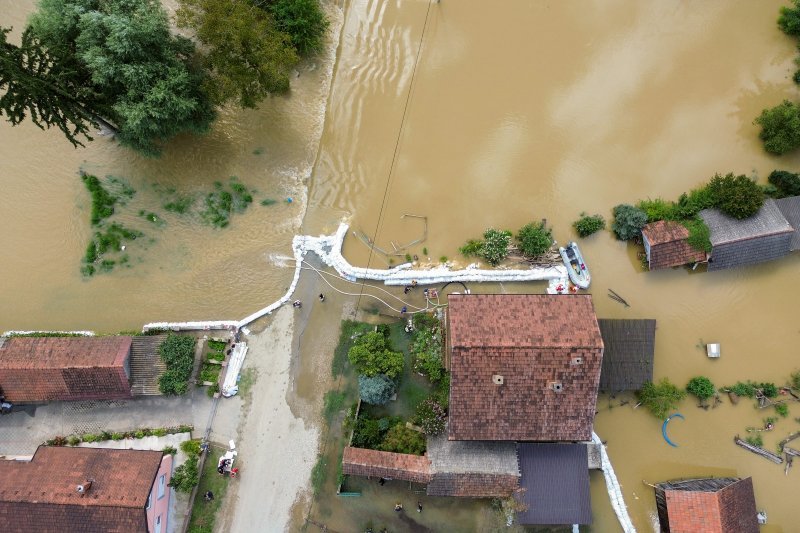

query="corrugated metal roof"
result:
[775,195,800,251]
[517,443,591,525]
[598,319,656,392]
[700,200,793,246]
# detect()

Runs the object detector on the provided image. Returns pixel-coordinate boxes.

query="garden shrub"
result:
[163,445,177,455]
[768,170,800,197]
[612,204,648,240]
[434,374,450,411]
[415,398,447,435]
[351,416,399,449]
[67,435,81,446]
[516,222,552,257]
[481,228,512,265]
[159,369,189,395]
[573,213,606,237]
[180,439,202,456]
[637,198,677,223]
[380,424,426,455]
[358,374,396,405]
[761,184,782,199]
[637,378,685,419]
[706,173,764,219]
[158,334,196,395]
[411,320,444,383]
[686,376,715,401]
[347,331,404,378]
[674,187,716,219]
[169,456,199,493]
[412,312,439,331]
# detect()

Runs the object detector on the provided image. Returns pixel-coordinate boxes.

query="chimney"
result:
[76,480,92,495]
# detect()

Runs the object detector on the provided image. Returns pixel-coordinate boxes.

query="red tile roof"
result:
[642,221,706,270]
[0,446,163,532]
[659,477,759,533]
[447,295,603,441]
[0,337,132,402]
[342,447,432,483]
[642,220,689,245]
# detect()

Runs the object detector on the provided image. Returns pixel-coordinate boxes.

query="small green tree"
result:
[611,204,648,240]
[414,397,446,435]
[779,0,800,37]
[347,332,403,378]
[706,173,764,219]
[169,456,199,493]
[637,378,686,419]
[358,374,396,405]
[516,222,552,257]
[768,170,800,197]
[686,376,715,401]
[481,228,512,265]
[573,213,606,237]
[379,424,426,455]
[754,100,800,155]
[268,0,329,56]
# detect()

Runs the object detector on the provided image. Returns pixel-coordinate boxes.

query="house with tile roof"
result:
[0,336,134,403]
[653,477,759,533]
[446,294,604,442]
[641,220,706,270]
[0,446,172,533]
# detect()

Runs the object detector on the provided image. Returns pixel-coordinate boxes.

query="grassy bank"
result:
[187,445,231,533]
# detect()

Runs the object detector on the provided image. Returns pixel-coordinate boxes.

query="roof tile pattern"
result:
[642,221,706,270]
[447,295,603,441]
[0,446,163,532]
[775,195,800,251]
[656,477,759,533]
[426,472,519,497]
[598,319,655,392]
[701,200,793,245]
[342,447,432,483]
[0,337,132,402]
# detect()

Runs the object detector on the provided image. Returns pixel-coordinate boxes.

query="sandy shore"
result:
[220,306,321,532]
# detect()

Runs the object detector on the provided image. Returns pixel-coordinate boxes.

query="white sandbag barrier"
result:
[142,221,567,332]
[592,431,636,533]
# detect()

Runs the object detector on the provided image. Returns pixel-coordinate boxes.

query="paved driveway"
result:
[0,390,213,456]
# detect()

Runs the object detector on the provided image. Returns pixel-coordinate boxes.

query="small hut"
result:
[653,477,759,533]
[641,221,706,270]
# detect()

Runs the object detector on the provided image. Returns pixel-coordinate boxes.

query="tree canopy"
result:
[177,0,299,108]
[347,331,404,378]
[779,1,800,37]
[754,100,800,155]
[267,0,329,56]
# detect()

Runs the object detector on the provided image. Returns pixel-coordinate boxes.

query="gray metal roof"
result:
[427,434,519,475]
[775,195,800,251]
[598,319,656,392]
[517,443,591,525]
[700,199,793,246]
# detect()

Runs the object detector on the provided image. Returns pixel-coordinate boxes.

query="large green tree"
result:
[0,27,110,146]
[19,0,215,155]
[267,0,329,56]
[754,100,800,155]
[177,0,299,108]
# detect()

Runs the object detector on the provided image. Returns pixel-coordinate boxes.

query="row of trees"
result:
[459,221,553,266]
[0,0,328,156]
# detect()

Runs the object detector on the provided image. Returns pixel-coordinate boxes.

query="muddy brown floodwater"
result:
[304,0,800,531]
[3,0,800,530]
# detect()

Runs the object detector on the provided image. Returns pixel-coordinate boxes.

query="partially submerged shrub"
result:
[681,218,712,253]
[516,222,552,257]
[768,170,800,197]
[573,213,606,237]
[638,198,677,223]
[775,403,790,418]
[612,204,648,240]
[754,100,800,155]
[347,331,404,378]
[481,228,512,265]
[745,434,763,448]
[637,378,686,419]
[686,376,715,401]
[726,381,779,399]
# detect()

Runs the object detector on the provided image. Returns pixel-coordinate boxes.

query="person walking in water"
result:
[394,502,403,512]
[319,293,325,302]
[292,300,302,308]
[417,501,423,513]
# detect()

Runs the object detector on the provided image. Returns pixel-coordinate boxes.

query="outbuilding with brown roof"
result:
[0,446,165,533]
[446,294,603,442]
[0,336,133,403]
[654,477,759,533]
[641,221,706,270]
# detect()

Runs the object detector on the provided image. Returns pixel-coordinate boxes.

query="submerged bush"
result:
[686,376,715,401]
[516,222,552,257]
[481,228,512,265]
[637,378,686,419]
[779,1,800,37]
[269,0,329,56]
[612,204,648,240]
[754,100,800,155]
[573,213,606,237]
[637,198,677,223]
[81,173,116,226]
[768,170,800,197]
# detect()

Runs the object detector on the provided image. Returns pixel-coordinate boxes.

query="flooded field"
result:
[2,0,800,530]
